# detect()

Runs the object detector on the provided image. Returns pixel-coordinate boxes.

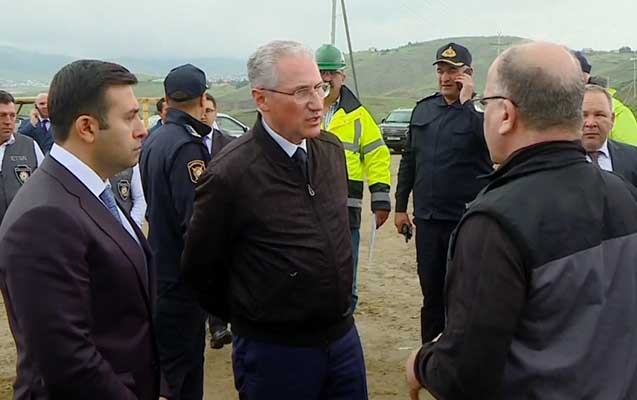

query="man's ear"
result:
[499,100,517,135]
[74,115,100,144]
[252,89,269,112]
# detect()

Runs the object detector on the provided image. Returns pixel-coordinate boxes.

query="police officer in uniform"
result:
[109,164,146,228]
[140,64,211,400]
[394,43,492,343]
[0,90,44,223]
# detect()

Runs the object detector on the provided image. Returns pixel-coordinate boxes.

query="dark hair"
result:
[48,60,137,143]
[156,97,166,114]
[0,90,15,105]
[204,93,217,108]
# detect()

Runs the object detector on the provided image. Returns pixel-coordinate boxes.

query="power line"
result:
[490,32,512,56]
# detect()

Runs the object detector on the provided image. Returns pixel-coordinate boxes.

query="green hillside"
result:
[223,36,637,124]
[14,36,637,126]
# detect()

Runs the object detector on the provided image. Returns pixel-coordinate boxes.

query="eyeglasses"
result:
[320,70,344,78]
[260,82,331,104]
[472,95,518,112]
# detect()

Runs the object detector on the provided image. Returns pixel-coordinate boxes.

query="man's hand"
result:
[456,72,475,105]
[406,349,422,400]
[394,212,413,234]
[29,109,40,127]
[159,397,169,400]
[374,210,390,229]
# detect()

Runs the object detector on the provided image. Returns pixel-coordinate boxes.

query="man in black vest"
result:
[18,92,54,154]
[406,42,637,400]
[394,43,492,343]
[109,164,146,228]
[0,90,44,222]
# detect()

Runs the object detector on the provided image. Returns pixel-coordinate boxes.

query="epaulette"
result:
[416,92,441,104]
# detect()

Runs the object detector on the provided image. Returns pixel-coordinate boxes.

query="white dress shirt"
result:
[129,164,146,228]
[0,134,45,171]
[586,140,613,172]
[262,118,307,157]
[49,144,140,244]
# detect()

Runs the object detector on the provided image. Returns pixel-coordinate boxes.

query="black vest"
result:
[449,141,637,398]
[0,135,37,221]
[109,168,133,214]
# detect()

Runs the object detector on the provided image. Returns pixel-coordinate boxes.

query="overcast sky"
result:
[2,0,636,59]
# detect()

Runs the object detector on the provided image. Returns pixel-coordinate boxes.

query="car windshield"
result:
[386,111,411,123]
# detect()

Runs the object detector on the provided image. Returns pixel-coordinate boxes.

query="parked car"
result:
[215,113,249,137]
[379,108,412,153]
[147,113,248,137]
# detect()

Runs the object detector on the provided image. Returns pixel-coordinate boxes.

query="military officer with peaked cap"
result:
[394,42,492,343]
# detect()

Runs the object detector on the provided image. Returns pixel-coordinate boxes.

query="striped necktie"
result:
[99,186,122,224]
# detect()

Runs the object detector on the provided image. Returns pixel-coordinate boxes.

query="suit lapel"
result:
[609,140,627,176]
[41,158,152,305]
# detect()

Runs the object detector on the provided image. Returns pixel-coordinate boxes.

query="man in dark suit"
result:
[18,92,54,154]
[582,84,637,187]
[199,92,234,349]
[0,60,167,400]
[201,93,234,158]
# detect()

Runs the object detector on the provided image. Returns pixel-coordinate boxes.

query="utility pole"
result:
[490,32,511,56]
[340,0,360,98]
[331,0,337,45]
[631,56,637,104]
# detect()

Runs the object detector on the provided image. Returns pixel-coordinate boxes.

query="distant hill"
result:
[0,46,246,82]
[3,36,637,123]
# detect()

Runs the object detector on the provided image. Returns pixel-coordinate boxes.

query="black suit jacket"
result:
[18,120,54,154]
[0,157,163,400]
[608,139,637,187]
[211,128,234,158]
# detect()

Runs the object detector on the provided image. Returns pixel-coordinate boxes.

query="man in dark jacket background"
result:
[581,84,637,187]
[18,92,54,154]
[406,42,637,400]
[182,40,368,400]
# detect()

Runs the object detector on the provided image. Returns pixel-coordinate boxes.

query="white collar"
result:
[262,118,307,158]
[1,134,16,148]
[598,140,610,158]
[49,144,108,199]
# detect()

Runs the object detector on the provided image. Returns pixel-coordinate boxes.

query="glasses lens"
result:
[321,83,330,98]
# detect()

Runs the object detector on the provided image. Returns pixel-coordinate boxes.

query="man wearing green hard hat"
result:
[316,44,392,313]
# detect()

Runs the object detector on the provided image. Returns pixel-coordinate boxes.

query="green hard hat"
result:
[315,44,346,71]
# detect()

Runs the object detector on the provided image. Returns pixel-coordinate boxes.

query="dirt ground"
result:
[0,155,435,399]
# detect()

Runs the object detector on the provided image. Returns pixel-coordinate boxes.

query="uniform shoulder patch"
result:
[187,160,206,183]
[14,165,32,185]
[117,179,131,201]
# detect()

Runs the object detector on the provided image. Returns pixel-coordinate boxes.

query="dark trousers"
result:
[414,218,457,343]
[156,282,207,400]
[232,326,368,400]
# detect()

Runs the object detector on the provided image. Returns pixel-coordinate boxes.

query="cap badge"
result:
[442,46,457,58]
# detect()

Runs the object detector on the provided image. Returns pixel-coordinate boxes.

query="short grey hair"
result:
[494,46,584,131]
[247,40,314,89]
[585,84,613,112]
